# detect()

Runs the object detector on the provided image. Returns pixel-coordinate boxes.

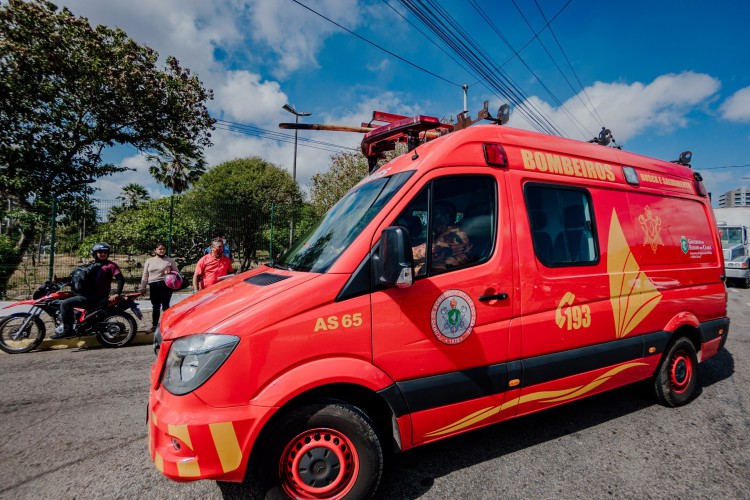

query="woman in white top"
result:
[140,243,178,333]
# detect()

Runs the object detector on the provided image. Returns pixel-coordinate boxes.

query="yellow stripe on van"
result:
[209,422,243,472]
[607,211,662,338]
[177,459,201,477]
[168,424,193,450]
[154,451,164,472]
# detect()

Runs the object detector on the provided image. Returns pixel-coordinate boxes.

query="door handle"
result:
[479,293,508,302]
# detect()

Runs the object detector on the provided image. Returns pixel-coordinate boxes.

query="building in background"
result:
[718,187,750,208]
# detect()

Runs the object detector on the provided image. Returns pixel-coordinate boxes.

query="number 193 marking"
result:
[555,292,592,331]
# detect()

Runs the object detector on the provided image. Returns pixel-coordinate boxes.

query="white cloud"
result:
[366,59,390,72]
[247,0,362,77]
[60,0,241,80]
[213,71,288,124]
[720,86,750,123]
[507,72,721,142]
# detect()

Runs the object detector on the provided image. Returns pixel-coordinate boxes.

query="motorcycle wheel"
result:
[0,313,46,354]
[95,312,137,348]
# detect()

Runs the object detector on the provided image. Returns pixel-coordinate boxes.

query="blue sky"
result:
[56,0,750,205]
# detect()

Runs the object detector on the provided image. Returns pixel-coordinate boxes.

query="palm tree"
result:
[147,140,206,255]
[117,183,150,208]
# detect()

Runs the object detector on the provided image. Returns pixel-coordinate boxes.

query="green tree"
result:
[147,140,207,195]
[117,183,151,209]
[147,140,206,254]
[185,157,303,270]
[96,196,206,270]
[0,0,214,258]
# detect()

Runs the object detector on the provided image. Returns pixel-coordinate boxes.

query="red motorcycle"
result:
[0,280,143,354]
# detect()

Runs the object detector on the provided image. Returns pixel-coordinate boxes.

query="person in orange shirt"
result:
[193,238,234,292]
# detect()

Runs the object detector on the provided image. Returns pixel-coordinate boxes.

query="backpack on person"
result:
[69,262,102,294]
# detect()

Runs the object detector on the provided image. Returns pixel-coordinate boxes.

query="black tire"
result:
[654,337,699,407]
[742,274,750,289]
[95,312,137,348]
[256,403,383,500]
[0,313,46,354]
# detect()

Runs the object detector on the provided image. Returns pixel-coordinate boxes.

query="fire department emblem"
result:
[430,290,476,344]
[638,206,663,253]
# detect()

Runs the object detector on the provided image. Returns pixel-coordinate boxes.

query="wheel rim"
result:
[280,428,359,499]
[1,317,41,351]
[101,316,128,343]
[669,349,693,394]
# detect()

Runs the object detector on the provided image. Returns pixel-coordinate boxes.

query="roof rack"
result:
[279,101,511,172]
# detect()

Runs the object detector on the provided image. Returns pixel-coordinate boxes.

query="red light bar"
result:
[361,115,450,157]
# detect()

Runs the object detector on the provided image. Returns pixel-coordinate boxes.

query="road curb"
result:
[2,332,155,353]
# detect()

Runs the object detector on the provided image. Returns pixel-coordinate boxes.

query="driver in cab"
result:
[412,201,473,275]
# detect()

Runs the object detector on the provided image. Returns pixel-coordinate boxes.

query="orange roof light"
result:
[483,143,507,167]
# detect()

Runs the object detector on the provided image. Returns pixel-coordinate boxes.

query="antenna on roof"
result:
[588,127,621,149]
[672,151,692,168]
[454,101,511,130]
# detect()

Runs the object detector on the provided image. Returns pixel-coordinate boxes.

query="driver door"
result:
[371,169,516,445]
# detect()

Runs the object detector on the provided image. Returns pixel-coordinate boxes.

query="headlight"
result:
[162,334,239,395]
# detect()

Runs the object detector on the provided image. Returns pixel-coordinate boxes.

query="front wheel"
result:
[95,312,137,348]
[0,313,46,354]
[257,403,383,500]
[654,336,699,407]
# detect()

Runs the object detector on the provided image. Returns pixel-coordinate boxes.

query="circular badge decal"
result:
[430,290,476,344]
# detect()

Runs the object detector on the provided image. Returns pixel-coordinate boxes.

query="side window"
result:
[395,175,496,277]
[526,184,598,266]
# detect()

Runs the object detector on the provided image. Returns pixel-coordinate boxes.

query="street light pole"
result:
[282,104,311,247]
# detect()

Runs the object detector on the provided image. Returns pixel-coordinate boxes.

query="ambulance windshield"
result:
[275,171,414,273]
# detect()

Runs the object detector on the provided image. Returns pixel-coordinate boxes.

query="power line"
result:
[468,0,593,139]
[289,0,463,88]
[468,0,573,87]
[697,164,750,170]
[214,120,357,154]
[398,0,564,136]
[530,0,606,129]
[380,0,474,78]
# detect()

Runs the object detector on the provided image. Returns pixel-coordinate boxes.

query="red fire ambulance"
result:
[148,118,728,499]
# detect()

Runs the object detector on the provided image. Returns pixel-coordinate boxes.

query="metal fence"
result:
[0,196,304,300]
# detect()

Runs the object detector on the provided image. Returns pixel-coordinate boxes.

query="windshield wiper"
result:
[269,262,295,271]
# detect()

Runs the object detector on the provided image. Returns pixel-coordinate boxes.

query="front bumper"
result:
[148,390,270,483]
[725,268,749,279]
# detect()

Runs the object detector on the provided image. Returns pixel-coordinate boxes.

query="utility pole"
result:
[282,104,311,247]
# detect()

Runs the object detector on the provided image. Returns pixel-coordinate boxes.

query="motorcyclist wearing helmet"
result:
[52,243,125,339]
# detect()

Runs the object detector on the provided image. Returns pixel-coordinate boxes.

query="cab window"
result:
[396,175,496,277]
[526,184,598,266]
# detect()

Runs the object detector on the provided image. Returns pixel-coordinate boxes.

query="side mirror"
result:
[373,226,413,288]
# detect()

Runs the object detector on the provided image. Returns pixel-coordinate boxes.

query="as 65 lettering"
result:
[314,313,363,332]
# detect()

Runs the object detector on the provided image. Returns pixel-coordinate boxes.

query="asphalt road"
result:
[1,288,748,499]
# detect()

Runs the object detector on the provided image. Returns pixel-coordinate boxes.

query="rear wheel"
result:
[257,403,383,499]
[95,312,137,348]
[0,313,46,354]
[654,337,699,407]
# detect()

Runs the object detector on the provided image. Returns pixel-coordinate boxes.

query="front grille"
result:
[244,273,291,286]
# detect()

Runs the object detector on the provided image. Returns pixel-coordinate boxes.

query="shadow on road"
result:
[376,346,735,499]
[213,348,736,500]
[699,346,734,387]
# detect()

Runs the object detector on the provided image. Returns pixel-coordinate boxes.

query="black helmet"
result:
[91,242,111,257]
